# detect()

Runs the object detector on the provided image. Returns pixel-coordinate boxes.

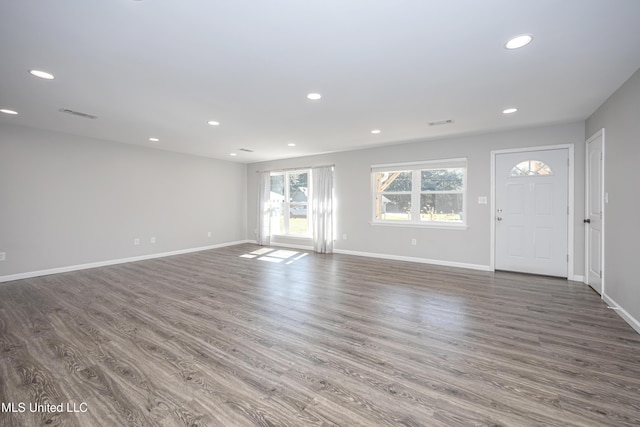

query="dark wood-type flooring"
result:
[1,243,640,426]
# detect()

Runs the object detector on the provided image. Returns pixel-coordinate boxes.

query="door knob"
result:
[583,218,591,224]
[497,216,502,221]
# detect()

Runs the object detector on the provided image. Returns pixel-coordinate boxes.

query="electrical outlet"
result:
[134,238,140,246]
[343,233,348,240]
[411,238,417,246]
[207,231,212,238]
[0,252,6,262]
[150,237,156,244]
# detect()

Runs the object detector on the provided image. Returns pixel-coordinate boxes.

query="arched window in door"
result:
[509,160,553,176]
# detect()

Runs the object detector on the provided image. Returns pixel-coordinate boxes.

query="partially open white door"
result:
[585,130,604,294]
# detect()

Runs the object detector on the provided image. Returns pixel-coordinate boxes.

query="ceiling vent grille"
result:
[428,119,453,126]
[59,108,98,119]
[238,148,254,152]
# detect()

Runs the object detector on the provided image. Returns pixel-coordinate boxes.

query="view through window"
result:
[270,170,311,236]
[372,159,467,226]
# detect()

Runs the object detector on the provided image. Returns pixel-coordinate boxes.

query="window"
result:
[270,170,311,236]
[510,160,552,176]
[372,158,467,226]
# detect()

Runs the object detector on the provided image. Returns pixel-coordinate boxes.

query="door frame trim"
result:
[490,144,576,279]
[584,128,605,295]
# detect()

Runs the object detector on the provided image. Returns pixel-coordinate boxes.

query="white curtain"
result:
[256,171,271,246]
[311,166,334,253]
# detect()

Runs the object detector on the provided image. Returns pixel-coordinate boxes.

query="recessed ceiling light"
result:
[371,129,381,134]
[29,69,55,80]
[505,34,533,49]
[288,143,296,147]
[148,137,159,142]
[0,108,18,115]
[307,93,322,100]
[503,108,518,114]
[230,153,237,156]
[207,120,220,126]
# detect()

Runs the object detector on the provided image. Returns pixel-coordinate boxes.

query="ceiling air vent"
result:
[428,119,453,126]
[238,148,254,152]
[59,108,98,119]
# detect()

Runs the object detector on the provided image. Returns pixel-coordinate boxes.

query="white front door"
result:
[585,130,604,294]
[495,149,569,277]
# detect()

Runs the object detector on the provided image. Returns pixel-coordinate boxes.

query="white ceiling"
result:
[2,0,640,163]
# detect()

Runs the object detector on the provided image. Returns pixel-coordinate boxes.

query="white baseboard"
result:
[269,242,314,251]
[570,274,585,282]
[602,293,640,335]
[333,249,491,271]
[0,240,253,283]
[246,239,313,251]
[250,242,489,271]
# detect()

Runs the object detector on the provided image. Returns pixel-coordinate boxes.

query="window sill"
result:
[369,221,468,230]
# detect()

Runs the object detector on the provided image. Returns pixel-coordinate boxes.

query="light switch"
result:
[478,196,488,204]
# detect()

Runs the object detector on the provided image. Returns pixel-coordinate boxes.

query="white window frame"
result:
[371,158,467,229]
[270,169,312,237]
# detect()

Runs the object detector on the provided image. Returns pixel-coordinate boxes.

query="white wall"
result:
[0,124,247,279]
[586,67,640,330]
[247,122,586,275]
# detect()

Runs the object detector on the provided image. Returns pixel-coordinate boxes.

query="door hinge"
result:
[567,254,569,262]
[567,206,569,215]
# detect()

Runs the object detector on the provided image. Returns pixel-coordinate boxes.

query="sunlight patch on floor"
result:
[258,256,283,263]
[240,248,309,265]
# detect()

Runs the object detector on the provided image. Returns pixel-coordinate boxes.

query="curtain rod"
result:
[255,164,334,173]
